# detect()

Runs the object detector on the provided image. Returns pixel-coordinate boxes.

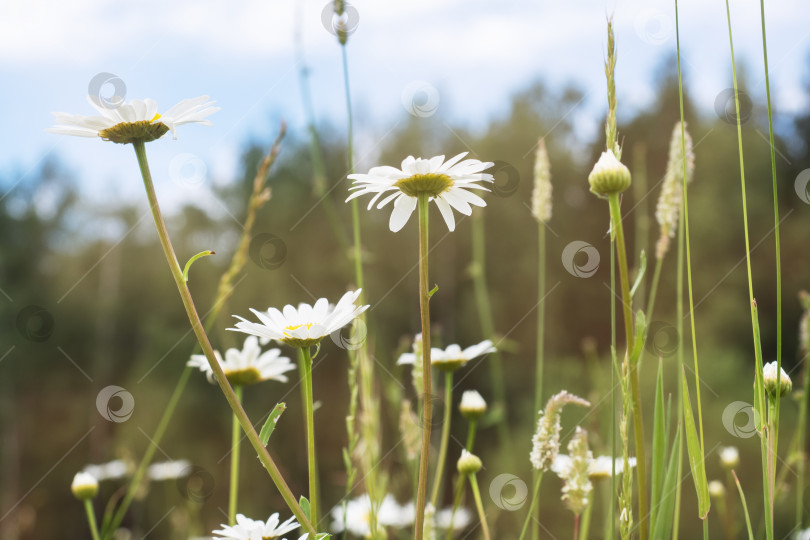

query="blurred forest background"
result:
[2,53,810,539]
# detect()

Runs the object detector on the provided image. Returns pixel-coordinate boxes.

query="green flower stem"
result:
[103,366,193,538]
[430,372,453,507]
[609,227,616,540]
[767,397,777,528]
[414,193,433,540]
[228,385,243,526]
[444,419,478,540]
[721,2,771,537]
[518,473,543,540]
[672,205,686,540]
[532,221,547,540]
[298,347,319,525]
[469,474,491,540]
[471,212,508,443]
[84,499,101,540]
[798,358,810,525]
[607,193,647,540]
[578,500,592,540]
[131,141,316,536]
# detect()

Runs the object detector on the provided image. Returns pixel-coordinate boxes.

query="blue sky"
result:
[1,0,809,214]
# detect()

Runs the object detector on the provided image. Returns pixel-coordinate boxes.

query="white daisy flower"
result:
[71,471,99,500]
[47,95,219,143]
[212,513,299,540]
[347,153,494,232]
[230,290,369,349]
[82,459,131,481]
[719,446,739,469]
[762,360,792,397]
[188,336,295,386]
[330,494,407,537]
[396,502,471,532]
[397,339,495,372]
[147,460,191,481]
[793,528,810,540]
[551,454,636,480]
[459,390,487,419]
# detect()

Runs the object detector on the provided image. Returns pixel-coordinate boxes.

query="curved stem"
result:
[414,193,433,540]
[228,385,243,525]
[469,475,491,540]
[444,419,478,540]
[131,141,316,536]
[298,347,319,525]
[84,500,101,540]
[518,473,543,540]
[431,372,453,506]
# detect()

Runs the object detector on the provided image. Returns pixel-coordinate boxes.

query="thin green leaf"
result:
[299,496,311,522]
[182,250,215,283]
[428,284,439,298]
[629,310,647,365]
[652,424,682,540]
[630,249,647,299]
[650,358,667,530]
[731,470,755,540]
[259,403,287,446]
[681,368,710,519]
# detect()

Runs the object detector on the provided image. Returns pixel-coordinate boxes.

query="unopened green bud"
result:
[457,450,483,475]
[71,472,99,500]
[588,150,631,196]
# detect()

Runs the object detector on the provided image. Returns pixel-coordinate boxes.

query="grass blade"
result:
[652,423,682,540]
[259,403,287,446]
[680,368,709,519]
[650,357,667,531]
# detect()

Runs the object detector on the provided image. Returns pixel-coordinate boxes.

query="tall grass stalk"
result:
[130,140,317,536]
[722,1,772,537]
[430,372,453,506]
[758,0,785,511]
[632,145,649,311]
[101,130,284,540]
[471,212,508,443]
[675,3,710,536]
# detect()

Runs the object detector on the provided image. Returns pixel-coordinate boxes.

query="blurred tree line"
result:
[2,54,810,539]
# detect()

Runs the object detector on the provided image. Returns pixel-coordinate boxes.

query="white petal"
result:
[388,195,417,232]
[433,196,456,231]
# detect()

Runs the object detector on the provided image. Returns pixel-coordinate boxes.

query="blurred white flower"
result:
[47,95,219,143]
[147,460,191,481]
[397,340,495,372]
[71,471,98,500]
[459,390,487,419]
[719,446,739,469]
[331,494,407,537]
[231,290,368,349]
[82,459,130,481]
[347,153,494,232]
[762,361,792,397]
[212,513,299,540]
[188,336,295,386]
[552,454,636,480]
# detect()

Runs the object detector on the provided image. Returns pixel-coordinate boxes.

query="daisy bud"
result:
[708,480,726,499]
[459,390,487,420]
[719,446,739,469]
[71,472,99,500]
[457,450,483,475]
[530,391,590,471]
[561,427,593,516]
[762,361,792,398]
[588,150,631,197]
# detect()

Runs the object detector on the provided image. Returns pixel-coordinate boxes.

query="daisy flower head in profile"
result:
[397,339,495,372]
[212,513,299,540]
[47,95,219,144]
[230,290,369,349]
[346,153,494,232]
[188,335,295,387]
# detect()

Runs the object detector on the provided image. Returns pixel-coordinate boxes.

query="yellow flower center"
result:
[99,119,169,145]
[225,366,262,387]
[284,322,316,333]
[394,173,453,197]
